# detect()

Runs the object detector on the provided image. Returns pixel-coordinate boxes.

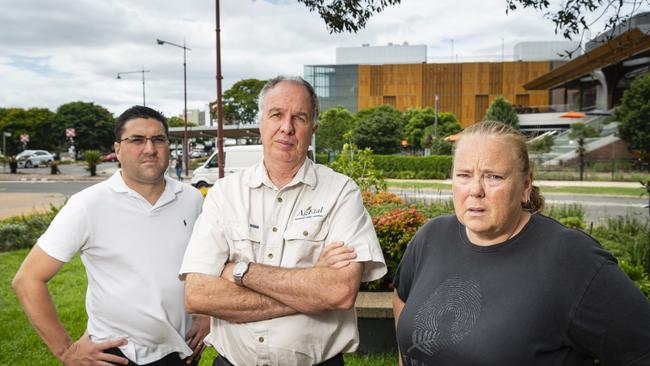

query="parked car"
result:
[16,150,54,168]
[102,152,117,162]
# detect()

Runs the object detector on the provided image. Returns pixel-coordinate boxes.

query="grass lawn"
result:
[387,180,646,197]
[0,249,397,366]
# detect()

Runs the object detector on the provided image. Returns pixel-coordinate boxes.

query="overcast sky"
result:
[0,0,622,118]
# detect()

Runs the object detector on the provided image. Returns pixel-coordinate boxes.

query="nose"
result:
[142,138,157,154]
[468,175,485,198]
[279,116,295,136]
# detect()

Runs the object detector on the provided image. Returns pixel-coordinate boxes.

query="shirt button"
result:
[277,197,283,203]
[267,253,274,259]
[272,227,278,232]
[258,336,265,343]
[303,230,308,236]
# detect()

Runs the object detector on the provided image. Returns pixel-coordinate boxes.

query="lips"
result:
[468,207,486,215]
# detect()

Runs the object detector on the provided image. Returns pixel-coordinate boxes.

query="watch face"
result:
[234,262,247,276]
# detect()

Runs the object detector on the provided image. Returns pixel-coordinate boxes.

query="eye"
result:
[486,174,504,181]
[127,136,146,144]
[455,173,470,178]
[151,135,169,144]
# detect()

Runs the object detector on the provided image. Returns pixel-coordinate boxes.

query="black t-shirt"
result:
[394,214,650,366]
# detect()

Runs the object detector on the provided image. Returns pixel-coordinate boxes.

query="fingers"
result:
[317,241,357,268]
[100,353,130,365]
[96,337,128,351]
[186,342,205,365]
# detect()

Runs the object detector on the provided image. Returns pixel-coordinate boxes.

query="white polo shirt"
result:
[180,158,387,366]
[37,170,203,364]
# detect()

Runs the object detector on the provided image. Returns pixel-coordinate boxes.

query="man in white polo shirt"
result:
[180,76,387,366]
[12,106,209,366]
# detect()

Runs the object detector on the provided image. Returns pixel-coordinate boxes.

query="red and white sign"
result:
[66,128,76,138]
[20,134,29,143]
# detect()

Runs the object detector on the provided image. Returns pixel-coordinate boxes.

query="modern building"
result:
[305,42,578,127]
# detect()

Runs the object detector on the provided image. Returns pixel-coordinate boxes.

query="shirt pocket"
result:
[225,222,261,263]
[282,220,329,268]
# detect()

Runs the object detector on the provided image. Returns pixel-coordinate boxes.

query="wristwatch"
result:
[233,261,250,287]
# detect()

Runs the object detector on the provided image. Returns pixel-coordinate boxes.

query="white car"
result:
[16,149,54,168]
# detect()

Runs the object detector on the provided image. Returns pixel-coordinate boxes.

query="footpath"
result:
[0,172,642,220]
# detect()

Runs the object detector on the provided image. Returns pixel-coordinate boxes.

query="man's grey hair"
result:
[256,76,319,126]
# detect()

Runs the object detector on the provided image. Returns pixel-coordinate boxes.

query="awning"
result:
[168,124,260,139]
[524,28,650,90]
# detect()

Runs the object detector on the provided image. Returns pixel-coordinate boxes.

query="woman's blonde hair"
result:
[456,120,544,213]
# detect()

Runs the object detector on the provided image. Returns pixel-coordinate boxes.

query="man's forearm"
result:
[13,277,73,360]
[241,262,363,314]
[184,273,297,323]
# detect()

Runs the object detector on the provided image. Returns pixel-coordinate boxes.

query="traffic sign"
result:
[66,128,76,138]
[20,134,29,143]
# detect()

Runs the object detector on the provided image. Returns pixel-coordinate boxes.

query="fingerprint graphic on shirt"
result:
[407,277,482,357]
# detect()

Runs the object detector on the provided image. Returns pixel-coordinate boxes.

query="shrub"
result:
[362,191,404,206]
[364,206,427,291]
[372,155,452,179]
[544,203,586,223]
[331,142,386,192]
[0,206,59,252]
[83,150,102,176]
[559,217,585,230]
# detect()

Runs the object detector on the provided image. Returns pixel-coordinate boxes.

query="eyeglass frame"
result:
[116,135,170,147]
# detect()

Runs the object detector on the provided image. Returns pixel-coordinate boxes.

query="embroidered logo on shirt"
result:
[249,224,259,229]
[183,219,187,226]
[295,205,325,220]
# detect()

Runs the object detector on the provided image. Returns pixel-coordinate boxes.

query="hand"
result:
[221,262,235,283]
[60,333,128,366]
[316,241,357,269]
[184,315,210,364]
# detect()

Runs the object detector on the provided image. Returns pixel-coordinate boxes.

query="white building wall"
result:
[336,44,427,65]
[513,41,581,61]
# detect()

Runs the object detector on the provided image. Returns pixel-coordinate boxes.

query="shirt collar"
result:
[247,158,317,189]
[108,169,183,204]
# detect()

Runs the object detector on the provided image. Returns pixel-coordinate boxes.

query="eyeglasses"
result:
[117,135,169,147]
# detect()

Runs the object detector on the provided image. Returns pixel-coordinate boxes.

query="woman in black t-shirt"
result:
[393,121,650,366]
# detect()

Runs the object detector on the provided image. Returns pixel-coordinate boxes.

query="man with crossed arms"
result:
[180,76,387,366]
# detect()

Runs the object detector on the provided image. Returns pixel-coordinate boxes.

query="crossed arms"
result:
[184,242,363,323]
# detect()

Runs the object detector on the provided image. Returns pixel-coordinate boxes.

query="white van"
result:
[191,145,264,188]
[191,144,315,188]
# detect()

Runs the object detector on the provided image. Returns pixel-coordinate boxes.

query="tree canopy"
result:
[506,0,648,46]
[220,78,266,125]
[52,102,115,153]
[297,0,402,33]
[316,107,355,153]
[0,108,56,155]
[615,73,650,168]
[168,116,197,128]
[352,105,404,155]
[484,96,519,128]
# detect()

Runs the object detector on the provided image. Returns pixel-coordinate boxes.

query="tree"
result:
[506,0,648,45]
[52,102,115,153]
[0,108,56,154]
[616,73,650,170]
[168,116,197,128]
[403,108,435,150]
[352,105,404,155]
[316,107,355,153]
[570,122,600,181]
[420,112,463,148]
[297,0,402,33]
[484,96,519,128]
[220,78,266,125]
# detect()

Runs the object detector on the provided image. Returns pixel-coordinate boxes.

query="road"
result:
[0,180,646,224]
[388,188,648,224]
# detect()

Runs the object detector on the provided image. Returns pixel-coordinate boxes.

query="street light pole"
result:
[116,68,151,106]
[157,38,192,176]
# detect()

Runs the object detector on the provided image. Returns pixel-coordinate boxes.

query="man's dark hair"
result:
[114,106,169,141]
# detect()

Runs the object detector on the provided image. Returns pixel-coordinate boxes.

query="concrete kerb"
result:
[387,178,642,189]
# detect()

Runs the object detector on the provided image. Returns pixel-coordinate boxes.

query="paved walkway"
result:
[388,178,643,188]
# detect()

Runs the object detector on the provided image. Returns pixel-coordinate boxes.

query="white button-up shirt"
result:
[180,158,386,366]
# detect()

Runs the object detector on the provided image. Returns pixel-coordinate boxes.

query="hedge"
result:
[372,154,453,179]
